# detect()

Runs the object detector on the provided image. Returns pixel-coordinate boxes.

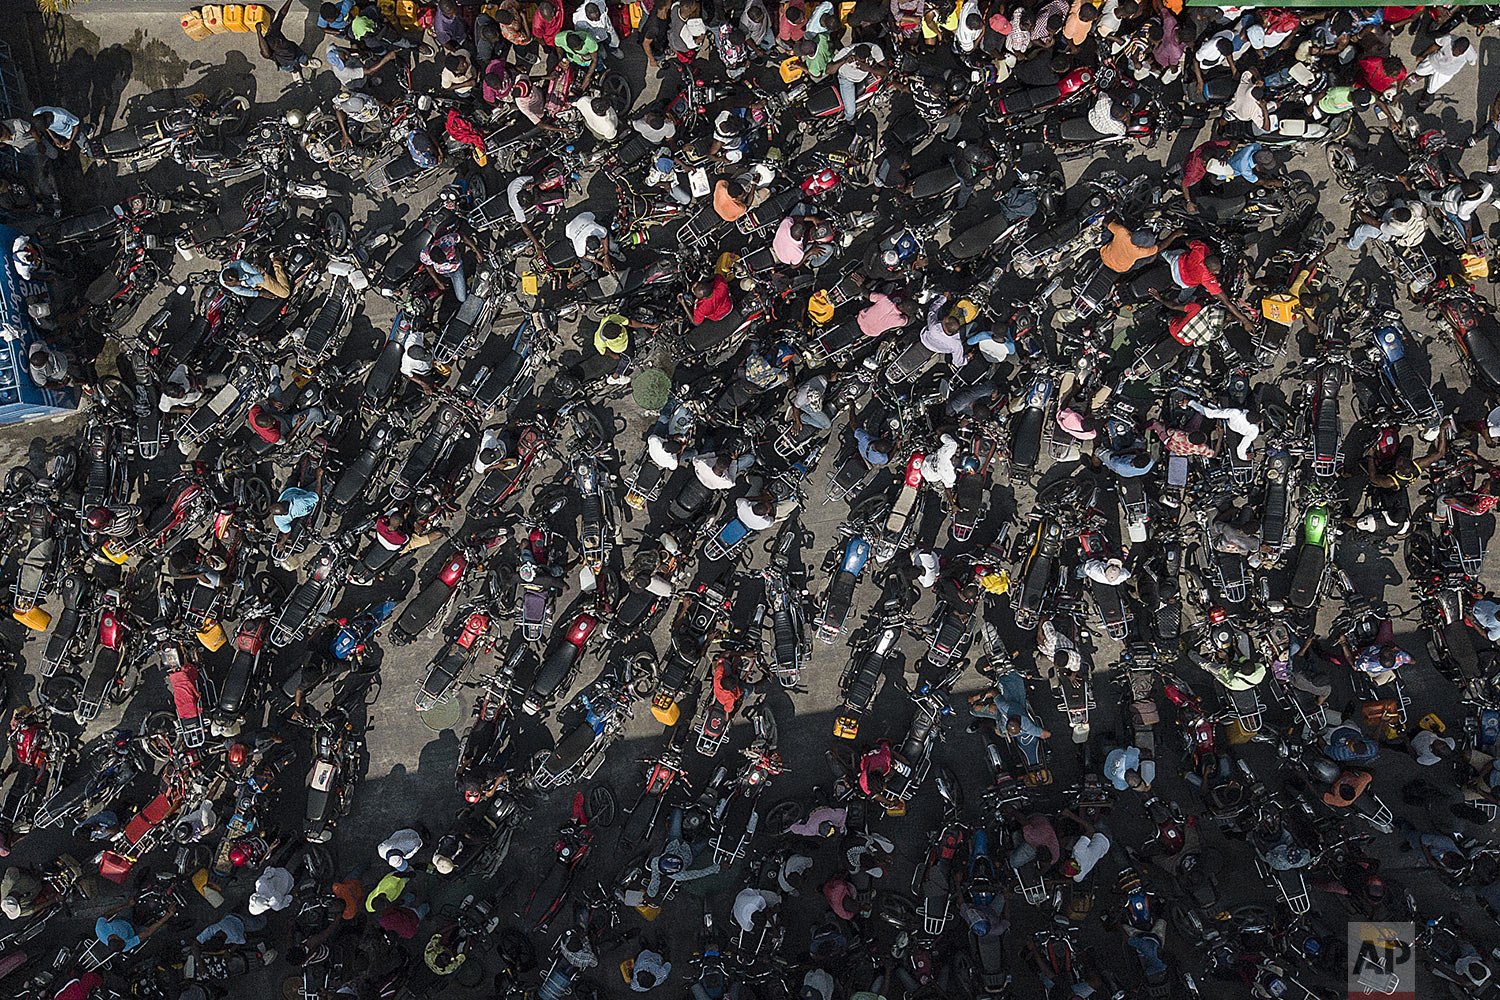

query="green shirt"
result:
[804,35,832,78]
[1317,85,1355,116]
[595,314,630,355]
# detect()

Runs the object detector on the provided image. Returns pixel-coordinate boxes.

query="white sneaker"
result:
[607,374,631,385]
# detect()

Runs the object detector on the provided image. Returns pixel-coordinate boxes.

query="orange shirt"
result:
[713,180,748,222]
[1099,222,1159,273]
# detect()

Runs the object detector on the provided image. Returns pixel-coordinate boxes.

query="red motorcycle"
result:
[523,611,600,716]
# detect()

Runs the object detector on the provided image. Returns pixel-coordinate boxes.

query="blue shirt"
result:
[1228,143,1263,183]
[96,916,141,952]
[220,260,266,298]
[318,0,356,30]
[274,487,319,532]
[854,428,890,467]
[1472,599,1500,641]
[33,106,80,141]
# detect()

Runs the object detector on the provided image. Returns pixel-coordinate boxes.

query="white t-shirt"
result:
[566,212,608,259]
[833,42,885,83]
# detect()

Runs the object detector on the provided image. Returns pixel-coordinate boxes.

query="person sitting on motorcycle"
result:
[0,862,57,920]
[856,738,893,798]
[220,257,292,299]
[919,291,968,368]
[1323,724,1380,764]
[271,484,320,536]
[1422,175,1493,250]
[854,426,893,467]
[680,274,734,325]
[0,707,51,857]
[1191,644,1267,692]
[969,670,1051,739]
[1348,426,1446,537]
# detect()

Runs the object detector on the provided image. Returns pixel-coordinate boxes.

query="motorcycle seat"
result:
[1011,406,1045,469]
[1288,542,1325,609]
[997,81,1063,117]
[98,123,161,157]
[1465,316,1500,388]
[1053,117,1110,145]
[552,721,597,770]
[805,82,846,118]
[826,573,858,626]
[58,207,121,244]
[909,162,961,201]
[951,212,1021,261]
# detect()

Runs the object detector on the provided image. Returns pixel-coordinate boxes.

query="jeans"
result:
[449,267,468,303]
[837,75,859,122]
[1346,223,1384,251]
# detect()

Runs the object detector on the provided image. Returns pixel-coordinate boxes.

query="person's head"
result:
[1454,37,1472,56]
[965,11,983,30]
[691,277,715,299]
[0,895,20,919]
[269,501,291,519]
[1235,659,1259,676]
[751,498,774,518]
[1187,430,1208,448]
[1382,56,1402,77]
[320,2,339,20]
[1390,205,1412,225]
[585,233,605,255]
[1005,717,1023,737]
[1053,650,1070,672]
[438,0,458,15]
[1202,249,1223,275]
[789,218,811,242]
[864,769,885,794]
[636,970,658,988]
[1252,149,1278,175]
[942,313,962,334]
[538,0,557,17]
[1215,37,1233,58]
[433,854,455,875]
[1351,88,1373,110]
[446,52,470,74]
[785,2,805,24]
[584,2,603,19]
[1078,3,1098,23]
[221,269,243,288]
[603,319,626,342]
[478,20,500,43]
[497,6,516,24]
[1463,178,1487,201]
[1379,646,1398,670]
[797,35,819,57]
[1125,768,1146,790]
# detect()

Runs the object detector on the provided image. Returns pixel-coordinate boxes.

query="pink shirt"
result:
[857,292,904,337]
[772,218,806,266]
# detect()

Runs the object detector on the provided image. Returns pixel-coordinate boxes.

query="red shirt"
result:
[379,905,421,940]
[1183,139,1231,190]
[54,974,104,1000]
[532,5,564,46]
[247,404,282,443]
[1381,6,1423,25]
[1357,55,1406,92]
[1171,241,1222,297]
[692,276,734,324]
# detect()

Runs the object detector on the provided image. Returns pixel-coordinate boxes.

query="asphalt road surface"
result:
[4,5,1500,1000]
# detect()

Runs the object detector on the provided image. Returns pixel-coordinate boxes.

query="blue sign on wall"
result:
[0,223,77,425]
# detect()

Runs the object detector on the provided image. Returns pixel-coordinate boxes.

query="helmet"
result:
[227,743,248,768]
[773,343,798,367]
[462,779,483,804]
[284,108,306,130]
[433,854,455,875]
[228,844,251,867]
[85,506,112,529]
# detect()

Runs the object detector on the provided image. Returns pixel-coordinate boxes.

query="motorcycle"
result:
[304,706,363,844]
[814,534,871,644]
[523,610,600,717]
